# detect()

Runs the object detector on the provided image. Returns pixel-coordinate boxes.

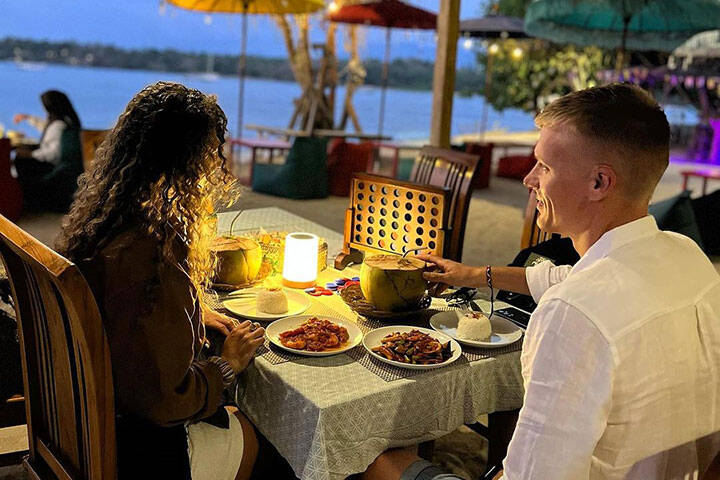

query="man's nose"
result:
[523,164,539,189]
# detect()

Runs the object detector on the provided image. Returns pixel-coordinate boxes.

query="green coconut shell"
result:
[212,236,263,285]
[360,254,428,312]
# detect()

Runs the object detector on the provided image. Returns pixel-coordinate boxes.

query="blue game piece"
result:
[335,278,346,286]
[325,282,337,288]
[352,276,360,281]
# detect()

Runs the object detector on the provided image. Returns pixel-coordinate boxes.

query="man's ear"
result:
[589,164,616,200]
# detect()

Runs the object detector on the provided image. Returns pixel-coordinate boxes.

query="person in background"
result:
[55,82,262,480]
[13,90,83,211]
[362,83,720,480]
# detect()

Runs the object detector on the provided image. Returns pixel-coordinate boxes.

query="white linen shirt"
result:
[31,119,66,165]
[503,216,720,480]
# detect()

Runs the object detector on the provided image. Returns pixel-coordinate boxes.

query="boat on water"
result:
[187,54,220,82]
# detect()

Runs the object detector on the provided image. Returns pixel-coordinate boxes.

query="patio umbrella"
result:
[525,0,720,67]
[459,15,527,39]
[167,0,325,140]
[328,0,436,137]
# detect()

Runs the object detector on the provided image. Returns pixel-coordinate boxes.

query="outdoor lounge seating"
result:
[0,214,116,479]
[462,141,494,189]
[0,139,22,222]
[326,139,375,196]
[496,148,536,181]
[251,136,329,199]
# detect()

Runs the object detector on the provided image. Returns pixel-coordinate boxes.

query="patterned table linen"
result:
[227,208,525,480]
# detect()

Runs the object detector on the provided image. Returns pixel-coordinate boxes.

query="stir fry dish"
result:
[279,317,350,352]
[371,330,453,365]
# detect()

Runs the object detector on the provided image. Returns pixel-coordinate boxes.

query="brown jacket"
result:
[80,226,225,426]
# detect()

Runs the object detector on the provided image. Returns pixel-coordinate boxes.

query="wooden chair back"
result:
[0,215,115,480]
[520,189,560,249]
[80,130,109,172]
[335,173,450,269]
[409,146,480,262]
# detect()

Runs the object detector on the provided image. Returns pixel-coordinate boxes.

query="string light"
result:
[328,1,340,13]
[462,38,473,50]
[511,46,523,60]
[488,43,499,55]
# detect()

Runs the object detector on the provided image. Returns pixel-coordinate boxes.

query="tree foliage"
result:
[477,2,613,113]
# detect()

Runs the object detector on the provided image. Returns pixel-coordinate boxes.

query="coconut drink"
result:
[212,236,263,286]
[360,255,428,312]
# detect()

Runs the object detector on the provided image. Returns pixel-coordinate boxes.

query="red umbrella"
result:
[328,0,436,136]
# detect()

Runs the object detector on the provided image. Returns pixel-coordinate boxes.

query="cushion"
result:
[691,189,720,255]
[649,190,704,250]
[252,137,329,199]
[496,151,536,180]
[327,140,373,196]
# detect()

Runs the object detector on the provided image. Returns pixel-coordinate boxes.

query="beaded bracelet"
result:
[486,265,494,318]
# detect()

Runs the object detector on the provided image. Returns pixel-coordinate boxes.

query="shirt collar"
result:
[571,215,658,274]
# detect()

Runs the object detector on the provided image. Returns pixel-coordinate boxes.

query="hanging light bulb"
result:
[328,1,340,13]
[511,46,523,60]
[488,43,499,55]
[462,38,473,50]
[204,14,213,25]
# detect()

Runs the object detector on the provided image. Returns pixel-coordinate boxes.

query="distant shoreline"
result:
[1,37,483,93]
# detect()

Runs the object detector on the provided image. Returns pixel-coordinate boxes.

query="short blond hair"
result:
[536,83,669,200]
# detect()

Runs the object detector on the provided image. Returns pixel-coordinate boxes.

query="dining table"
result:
[211,207,525,480]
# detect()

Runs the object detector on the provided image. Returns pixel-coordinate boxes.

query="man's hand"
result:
[202,304,236,336]
[417,253,484,291]
[221,321,265,374]
[13,113,29,124]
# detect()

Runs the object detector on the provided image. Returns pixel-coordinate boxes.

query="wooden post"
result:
[430,0,460,148]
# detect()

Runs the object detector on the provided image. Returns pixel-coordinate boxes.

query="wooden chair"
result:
[0,214,116,479]
[80,129,109,172]
[335,172,450,269]
[408,146,481,262]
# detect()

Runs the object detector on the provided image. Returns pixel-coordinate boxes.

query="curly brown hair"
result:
[56,81,235,289]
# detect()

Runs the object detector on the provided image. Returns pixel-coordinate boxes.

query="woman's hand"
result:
[221,321,265,374]
[416,253,484,291]
[13,113,29,124]
[202,304,236,336]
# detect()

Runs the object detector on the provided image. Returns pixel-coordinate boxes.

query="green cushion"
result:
[396,156,415,181]
[252,137,329,199]
[649,190,704,249]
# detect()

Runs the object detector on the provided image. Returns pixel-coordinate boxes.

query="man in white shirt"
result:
[362,83,720,480]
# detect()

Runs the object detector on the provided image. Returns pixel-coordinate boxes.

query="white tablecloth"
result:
[221,208,524,480]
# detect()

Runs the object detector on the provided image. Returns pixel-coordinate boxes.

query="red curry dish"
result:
[278,317,350,352]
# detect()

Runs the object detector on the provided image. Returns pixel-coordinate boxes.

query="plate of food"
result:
[362,326,462,370]
[222,287,310,321]
[429,310,522,348]
[265,315,364,357]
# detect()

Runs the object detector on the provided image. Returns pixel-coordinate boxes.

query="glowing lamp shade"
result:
[282,232,319,289]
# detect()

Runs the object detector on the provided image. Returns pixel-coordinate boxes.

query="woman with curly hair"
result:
[56,82,262,480]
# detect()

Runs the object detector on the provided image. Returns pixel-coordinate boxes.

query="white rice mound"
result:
[456,311,491,341]
[256,288,289,314]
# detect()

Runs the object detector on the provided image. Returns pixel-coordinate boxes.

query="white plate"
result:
[265,315,364,357]
[222,287,310,321]
[363,325,462,370]
[429,310,523,348]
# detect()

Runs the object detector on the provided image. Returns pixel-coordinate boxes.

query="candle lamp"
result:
[282,232,319,289]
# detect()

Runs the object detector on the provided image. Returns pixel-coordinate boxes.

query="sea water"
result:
[0,60,535,141]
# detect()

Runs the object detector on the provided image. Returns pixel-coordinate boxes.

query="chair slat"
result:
[409,146,481,262]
